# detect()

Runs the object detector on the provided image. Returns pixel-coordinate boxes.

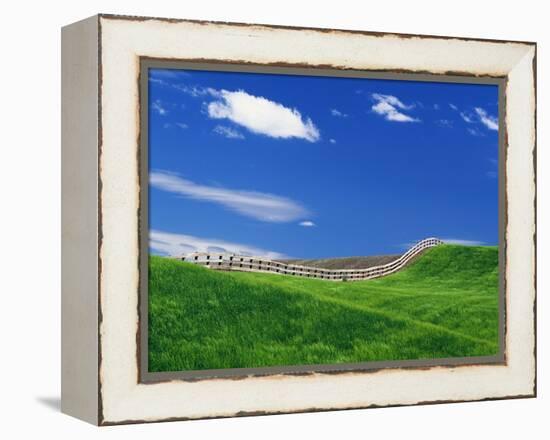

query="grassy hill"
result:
[148,245,499,372]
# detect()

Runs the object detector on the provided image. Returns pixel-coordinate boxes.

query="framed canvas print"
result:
[61,14,537,425]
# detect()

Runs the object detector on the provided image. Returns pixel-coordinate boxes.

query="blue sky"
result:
[148,68,499,259]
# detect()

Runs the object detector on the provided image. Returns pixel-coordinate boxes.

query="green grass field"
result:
[148,245,499,372]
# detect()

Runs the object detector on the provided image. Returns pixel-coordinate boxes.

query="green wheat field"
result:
[148,245,499,372]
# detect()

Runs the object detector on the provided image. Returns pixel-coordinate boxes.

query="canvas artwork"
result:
[60,15,535,424]
[144,65,503,376]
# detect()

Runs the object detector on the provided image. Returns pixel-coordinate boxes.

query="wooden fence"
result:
[176,238,443,282]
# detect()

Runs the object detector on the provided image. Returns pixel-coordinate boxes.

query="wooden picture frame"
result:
[61,14,536,425]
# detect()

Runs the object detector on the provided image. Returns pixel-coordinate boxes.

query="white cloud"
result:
[329,138,336,144]
[449,103,458,111]
[330,108,348,117]
[486,158,498,179]
[169,84,322,141]
[371,93,419,122]
[173,84,219,98]
[150,69,191,80]
[437,119,453,127]
[207,90,320,142]
[150,230,287,258]
[441,238,486,246]
[150,170,310,223]
[460,111,475,123]
[151,100,167,115]
[299,221,316,227]
[467,127,484,137]
[213,125,245,139]
[475,107,498,131]
[149,77,168,87]
[176,122,188,129]
[456,106,498,132]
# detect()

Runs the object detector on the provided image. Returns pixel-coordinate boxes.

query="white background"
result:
[0,0,546,437]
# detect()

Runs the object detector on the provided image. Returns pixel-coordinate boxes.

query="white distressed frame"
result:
[65,14,536,425]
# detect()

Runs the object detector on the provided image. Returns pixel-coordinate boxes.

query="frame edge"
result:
[61,14,101,426]
[97,12,537,46]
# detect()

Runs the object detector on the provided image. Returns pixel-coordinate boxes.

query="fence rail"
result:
[175,238,443,282]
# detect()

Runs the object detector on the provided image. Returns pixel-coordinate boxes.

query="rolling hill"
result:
[148,245,499,372]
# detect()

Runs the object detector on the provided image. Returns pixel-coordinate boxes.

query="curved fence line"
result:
[175,237,443,282]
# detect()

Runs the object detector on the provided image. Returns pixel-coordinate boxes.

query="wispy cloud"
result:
[467,127,485,137]
[441,238,486,246]
[150,230,287,258]
[151,99,167,116]
[451,104,498,134]
[460,111,475,123]
[207,90,320,142]
[150,69,191,80]
[330,108,348,118]
[173,84,219,98]
[371,93,419,122]
[149,77,168,87]
[299,221,316,227]
[176,122,188,130]
[486,157,498,179]
[150,170,310,223]
[213,125,245,139]
[475,107,498,131]
[150,76,220,100]
[329,138,336,144]
[437,119,453,128]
